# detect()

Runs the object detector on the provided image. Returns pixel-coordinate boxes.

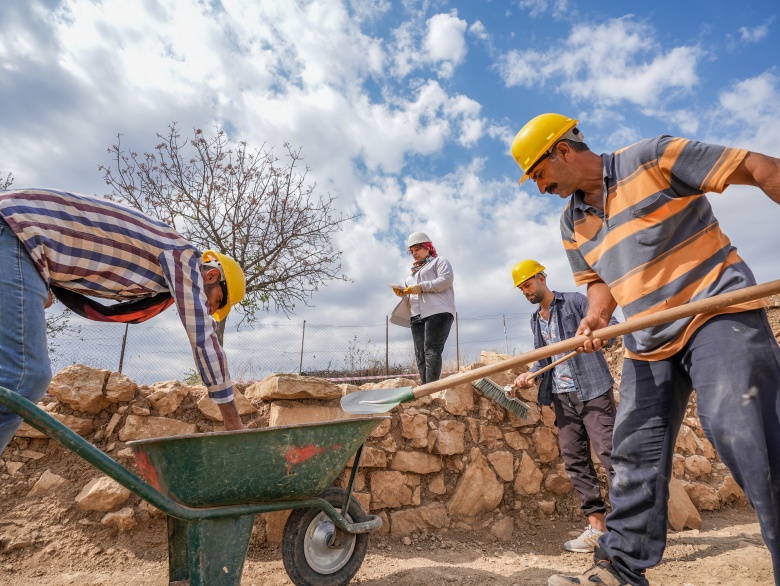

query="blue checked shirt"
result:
[529,291,615,406]
[0,189,234,403]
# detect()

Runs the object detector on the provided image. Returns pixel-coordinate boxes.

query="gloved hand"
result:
[403,284,423,295]
[392,287,404,297]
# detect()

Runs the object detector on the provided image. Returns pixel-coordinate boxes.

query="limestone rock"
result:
[371,470,419,509]
[105,372,138,403]
[684,481,721,511]
[435,420,465,455]
[76,476,131,512]
[544,464,573,495]
[51,413,95,436]
[101,507,137,531]
[479,424,504,449]
[389,502,449,537]
[487,451,514,482]
[14,422,48,438]
[684,455,712,479]
[369,418,392,438]
[490,517,514,541]
[245,373,341,400]
[436,382,475,416]
[360,378,416,390]
[448,448,504,519]
[668,477,702,530]
[514,452,543,496]
[348,446,386,468]
[27,469,68,496]
[533,427,559,463]
[400,413,429,448]
[504,430,529,451]
[118,415,197,441]
[48,364,111,414]
[196,390,256,421]
[268,402,355,426]
[719,476,747,505]
[390,451,442,475]
[147,380,190,415]
[428,473,447,495]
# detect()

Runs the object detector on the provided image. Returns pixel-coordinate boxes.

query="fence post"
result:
[455,312,460,371]
[118,323,129,373]
[385,316,389,375]
[299,320,306,375]
[503,314,509,354]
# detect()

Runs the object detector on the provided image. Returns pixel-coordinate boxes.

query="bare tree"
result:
[1,170,13,190]
[99,124,353,338]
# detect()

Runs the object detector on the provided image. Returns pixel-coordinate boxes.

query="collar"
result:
[533,290,564,319]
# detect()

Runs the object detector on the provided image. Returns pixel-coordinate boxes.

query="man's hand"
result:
[403,284,422,295]
[576,314,609,353]
[514,371,536,389]
[217,400,245,431]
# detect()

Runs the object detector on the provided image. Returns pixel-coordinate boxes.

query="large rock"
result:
[245,373,341,400]
[48,364,111,414]
[76,476,132,512]
[684,481,721,511]
[147,380,190,415]
[390,451,443,475]
[105,372,138,403]
[448,448,504,519]
[533,427,559,463]
[668,477,702,530]
[514,452,543,495]
[487,451,514,482]
[268,402,355,426]
[436,420,465,455]
[118,415,197,441]
[371,470,419,509]
[101,507,137,531]
[27,469,68,497]
[51,413,95,436]
[389,503,449,537]
[196,390,257,421]
[400,413,429,448]
[436,382,475,416]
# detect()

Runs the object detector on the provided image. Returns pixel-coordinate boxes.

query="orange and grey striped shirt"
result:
[561,135,765,361]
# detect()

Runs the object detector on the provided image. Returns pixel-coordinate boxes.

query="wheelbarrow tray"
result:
[128,416,386,508]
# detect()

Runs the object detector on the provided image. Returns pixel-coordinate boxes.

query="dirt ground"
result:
[0,504,772,585]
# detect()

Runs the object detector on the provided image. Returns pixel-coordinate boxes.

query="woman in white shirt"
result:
[391,232,456,383]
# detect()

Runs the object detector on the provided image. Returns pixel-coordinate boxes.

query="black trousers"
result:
[410,312,454,384]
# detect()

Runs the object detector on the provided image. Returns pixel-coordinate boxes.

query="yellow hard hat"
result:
[202,250,246,322]
[511,259,545,288]
[511,113,580,184]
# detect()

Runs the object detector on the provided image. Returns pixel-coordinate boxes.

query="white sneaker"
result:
[563,525,604,553]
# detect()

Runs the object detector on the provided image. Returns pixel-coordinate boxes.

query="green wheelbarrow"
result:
[0,386,387,586]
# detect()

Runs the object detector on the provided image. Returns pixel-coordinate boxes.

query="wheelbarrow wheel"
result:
[282,487,369,586]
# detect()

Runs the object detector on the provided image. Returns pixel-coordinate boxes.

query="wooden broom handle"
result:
[411,279,780,400]
[527,349,583,381]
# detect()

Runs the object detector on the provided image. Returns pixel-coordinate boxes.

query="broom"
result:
[340,280,780,416]
[471,349,582,418]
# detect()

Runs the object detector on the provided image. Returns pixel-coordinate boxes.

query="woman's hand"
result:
[392,286,405,297]
[403,284,422,295]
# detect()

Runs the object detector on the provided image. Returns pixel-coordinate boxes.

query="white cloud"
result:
[518,0,571,19]
[739,22,771,43]
[497,17,702,108]
[390,10,468,79]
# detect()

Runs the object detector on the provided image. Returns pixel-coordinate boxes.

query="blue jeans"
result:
[600,310,780,585]
[0,218,52,454]
[410,312,454,384]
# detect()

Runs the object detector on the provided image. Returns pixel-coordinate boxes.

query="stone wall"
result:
[4,317,757,546]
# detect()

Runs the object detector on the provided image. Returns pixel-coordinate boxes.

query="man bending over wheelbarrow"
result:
[0,188,247,454]
[511,114,780,586]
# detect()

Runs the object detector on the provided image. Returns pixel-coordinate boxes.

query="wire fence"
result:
[48,312,537,386]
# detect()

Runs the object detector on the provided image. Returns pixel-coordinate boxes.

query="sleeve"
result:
[528,314,542,373]
[560,206,600,286]
[420,257,454,293]
[158,247,234,404]
[655,135,748,196]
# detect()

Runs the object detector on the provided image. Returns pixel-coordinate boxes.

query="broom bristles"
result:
[471,378,530,419]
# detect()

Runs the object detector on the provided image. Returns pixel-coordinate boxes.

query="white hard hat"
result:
[406,231,431,248]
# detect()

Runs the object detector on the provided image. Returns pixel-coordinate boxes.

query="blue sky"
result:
[1,0,779,379]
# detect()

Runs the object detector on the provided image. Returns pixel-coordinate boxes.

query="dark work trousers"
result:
[600,310,780,586]
[410,312,454,384]
[552,389,616,517]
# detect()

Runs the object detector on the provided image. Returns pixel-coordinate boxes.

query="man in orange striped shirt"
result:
[511,114,780,586]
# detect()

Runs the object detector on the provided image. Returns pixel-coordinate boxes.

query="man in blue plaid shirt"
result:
[512,259,616,554]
